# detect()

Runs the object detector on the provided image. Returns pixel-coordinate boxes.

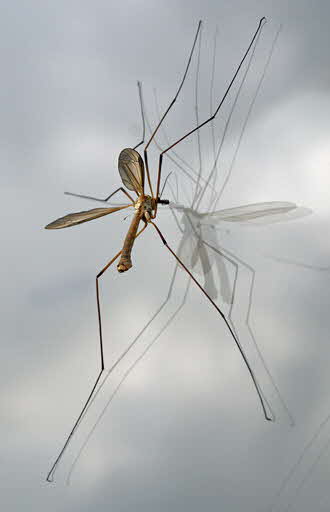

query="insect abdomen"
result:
[117,210,142,273]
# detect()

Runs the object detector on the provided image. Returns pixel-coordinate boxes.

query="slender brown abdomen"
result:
[117,207,143,273]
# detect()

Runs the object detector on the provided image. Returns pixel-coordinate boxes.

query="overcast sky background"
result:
[2,1,330,511]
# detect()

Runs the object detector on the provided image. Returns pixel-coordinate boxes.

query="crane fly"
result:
[45,17,273,482]
[63,22,307,482]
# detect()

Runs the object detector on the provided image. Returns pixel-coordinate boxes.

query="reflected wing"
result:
[118,148,144,195]
[45,205,129,229]
[177,219,215,275]
[177,224,226,302]
[203,201,301,223]
[202,226,233,304]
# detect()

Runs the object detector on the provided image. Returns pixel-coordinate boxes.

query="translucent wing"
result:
[204,225,233,304]
[45,205,129,229]
[173,214,217,300]
[202,201,307,224]
[118,148,144,195]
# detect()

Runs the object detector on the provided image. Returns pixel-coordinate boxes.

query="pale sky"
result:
[2,1,330,511]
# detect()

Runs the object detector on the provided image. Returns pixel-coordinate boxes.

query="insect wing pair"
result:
[45,148,144,230]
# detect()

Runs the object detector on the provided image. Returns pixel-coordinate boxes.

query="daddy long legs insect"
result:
[64,25,327,499]
[61,23,307,481]
[45,17,276,482]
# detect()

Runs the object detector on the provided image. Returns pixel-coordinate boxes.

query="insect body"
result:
[117,194,151,272]
[46,147,168,272]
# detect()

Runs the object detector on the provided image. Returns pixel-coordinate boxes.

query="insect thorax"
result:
[134,195,155,221]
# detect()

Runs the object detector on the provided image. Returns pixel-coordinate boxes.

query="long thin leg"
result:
[67,255,183,452]
[151,22,211,207]
[67,275,192,484]
[68,222,284,483]
[66,223,196,480]
[144,103,212,196]
[64,187,135,204]
[151,220,272,421]
[183,214,275,419]
[153,17,266,215]
[146,52,217,201]
[151,25,214,208]
[211,24,281,212]
[191,22,203,208]
[207,26,219,209]
[46,223,148,482]
[197,20,263,211]
[152,17,265,210]
[145,21,202,152]
[153,88,202,190]
[133,81,146,151]
[153,40,215,207]
[46,249,122,482]
[203,237,294,425]
[65,82,144,203]
[143,20,202,198]
[64,82,144,205]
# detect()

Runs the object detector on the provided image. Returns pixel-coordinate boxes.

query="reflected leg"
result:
[151,220,273,422]
[204,237,294,425]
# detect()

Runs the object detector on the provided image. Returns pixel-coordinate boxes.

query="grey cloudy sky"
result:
[2,1,330,511]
